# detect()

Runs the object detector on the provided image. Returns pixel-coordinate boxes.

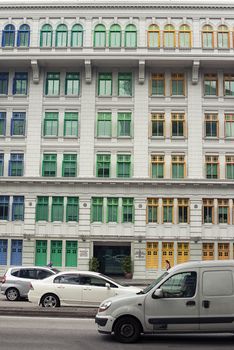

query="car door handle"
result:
[186,300,196,306]
[202,300,210,308]
[57,286,65,289]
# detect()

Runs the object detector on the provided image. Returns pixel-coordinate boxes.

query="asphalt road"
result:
[0,316,234,350]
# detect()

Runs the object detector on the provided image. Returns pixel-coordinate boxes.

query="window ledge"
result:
[170,95,186,98]
[150,95,165,97]
[203,95,218,98]
[97,95,112,98]
[12,95,28,98]
[44,95,60,98]
[16,47,29,50]
[2,47,14,50]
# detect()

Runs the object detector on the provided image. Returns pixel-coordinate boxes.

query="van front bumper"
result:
[95,315,115,334]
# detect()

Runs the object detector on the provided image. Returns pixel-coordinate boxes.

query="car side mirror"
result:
[105,282,111,289]
[152,288,163,299]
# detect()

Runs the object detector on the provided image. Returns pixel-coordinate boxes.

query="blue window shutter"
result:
[10,117,14,136]
[8,160,11,176]
[17,31,20,47]
[28,31,30,46]
[2,31,5,47]
[12,78,16,94]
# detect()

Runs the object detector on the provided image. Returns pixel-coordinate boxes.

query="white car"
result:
[28,271,141,308]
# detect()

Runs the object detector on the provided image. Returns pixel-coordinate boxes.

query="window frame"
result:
[0,73,9,95]
[147,198,158,223]
[96,154,111,177]
[205,155,219,179]
[13,72,28,95]
[151,155,164,178]
[42,154,57,177]
[12,196,24,221]
[9,153,24,176]
[17,24,30,47]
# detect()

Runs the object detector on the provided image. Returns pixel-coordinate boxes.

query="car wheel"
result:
[6,287,20,301]
[113,316,141,343]
[41,294,60,308]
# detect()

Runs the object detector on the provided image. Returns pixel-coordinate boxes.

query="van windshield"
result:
[141,272,168,294]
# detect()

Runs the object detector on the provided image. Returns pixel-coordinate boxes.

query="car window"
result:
[36,269,53,280]
[80,275,116,288]
[11,269,20,277]
[53,274,80,285]
[159,271,197,298]
[19,269,37,279]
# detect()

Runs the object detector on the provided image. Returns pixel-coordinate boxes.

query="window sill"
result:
[170,95,186,98]
[150,95,165,97]
[2,47,14,50]
[16,47,29,50]
[44,95,60,98]
[97,95,112,98]
[12,94,28,98]
[203,95,218,98]
[10,135,26,138]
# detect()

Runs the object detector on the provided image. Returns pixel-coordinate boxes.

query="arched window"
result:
[202,25,214,49]
[217,25,229,49]
[109,24,121,48]
[2,24,15,47]
[56,24,68,47]
[40,24,53,47]
[163,24,175,48]
[71,24,83,47]
[148,24,160,48]
[179,24,191,48]
[94,24,106,48]
[125,24,137,48]
[17,24,30,47]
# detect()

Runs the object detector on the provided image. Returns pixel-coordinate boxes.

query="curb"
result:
[0,307,97,318]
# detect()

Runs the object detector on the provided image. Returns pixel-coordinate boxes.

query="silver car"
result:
[0,266,58,301]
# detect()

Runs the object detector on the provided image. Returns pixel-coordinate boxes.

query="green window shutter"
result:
[152,163,164,178]
[163,206,173,223]
[35,240,47,266]
[107,198,118,222]
[50,240,62,267]
[44,112,59,136]
[118,73,132,96]
[65,241,78,267]
[36,196,49,221]
[66,197,79,222]
[109,24,121,47]
[117,155,131,178]
[98,73,112,96]
[64,112,78,137]
[62,154,77,177]
[91,197,103,222]
[65,73,80,95]
[51,197,64,222]
[227,164,234,179]
[117,113,131,137]
[125,24,137,48]
[45,72,60,95]
[122,198,134,223]
[97,112,112,137]
[40,24,53,47]
[42,154,57,177]
[94,24,106,47]
[71,24,83,47]
[96,154,111,177]
[55,24,68,47]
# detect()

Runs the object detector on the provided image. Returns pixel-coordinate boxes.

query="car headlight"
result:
[98,301,112,312]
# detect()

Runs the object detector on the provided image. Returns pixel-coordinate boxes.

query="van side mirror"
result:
[105,282,111,289]
[152,288,163,299]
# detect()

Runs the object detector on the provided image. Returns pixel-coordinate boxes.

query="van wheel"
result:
[41,294,60,308]
[6,288,20,301]
[113,316,141,343]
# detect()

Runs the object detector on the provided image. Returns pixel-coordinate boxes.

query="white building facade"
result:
[0,0,234,277]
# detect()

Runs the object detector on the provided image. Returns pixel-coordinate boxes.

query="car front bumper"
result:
[95,315,115,334]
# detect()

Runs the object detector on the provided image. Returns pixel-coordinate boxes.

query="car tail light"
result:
[1,275,6,284]
[29,283,34,290]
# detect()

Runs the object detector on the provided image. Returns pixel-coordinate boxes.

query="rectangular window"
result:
[107,198,118,223]
[204,74,218,96]
[66,197,79,222]
[162,242,174,269]
[203,199,214,224]
[0,112,6,136]
[171,113,185,137]
[36,196,49,221]
[218,199,229,224]
[117,154,131,178]
[172,155,185,179]
[205,113,218,137]
[12,196,24,221]
[11,112,26,136]
[42,154,57,177]
[35,240,47,266]
[178,199,189,223]
[65,73,80,95]
[9,153,24,176]
[45,73,60,96]
[0,73,8,94]
[218,243,229,260]
[0,239,8,265]
[118,73,132,96]
[146,242,158,269]
[151,74,165,95]
[122,198,134,223]
[98,73,112,96]
[96,154,111,177]
[171,74,185,96]
[147,198,158,223]
[62,154,77,177]
[0,154,4,176]
[66,241,77,267]
[10,239,22,266]
[163,199,173,223]
[97,112,111,137]
[151,155,164,178]
[51,197,64,222]
[44,112,58,137]
[50,240,62,267]
[225,114,234,138]
[224,75,234,96]
[202,243,214,261]
[91,197,103,222]
[226,156,234,179]
[64,112,78,137]
[151,113,164,137]
[206,155,219,179]
[13,72,28,95]
[177,243,189,264]
[0,196,9,220]
[117,112,131,137]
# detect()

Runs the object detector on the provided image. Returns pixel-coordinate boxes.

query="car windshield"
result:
[99,273,121,286]
[141,272,168,294]
[50,268,60,274]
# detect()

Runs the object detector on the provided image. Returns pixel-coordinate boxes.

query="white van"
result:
[95,260,234,343]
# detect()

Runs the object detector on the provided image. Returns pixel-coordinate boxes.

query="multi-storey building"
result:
[0,0,234,278]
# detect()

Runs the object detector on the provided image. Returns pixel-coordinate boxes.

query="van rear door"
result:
[200,268,234,331]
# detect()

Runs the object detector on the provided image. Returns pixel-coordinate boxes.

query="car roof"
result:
[6,266,55,271]
[169,260,234,273]
[54,270,102,276]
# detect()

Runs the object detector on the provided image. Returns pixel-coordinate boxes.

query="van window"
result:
[202,270,233,296]
[159,271,197,298]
